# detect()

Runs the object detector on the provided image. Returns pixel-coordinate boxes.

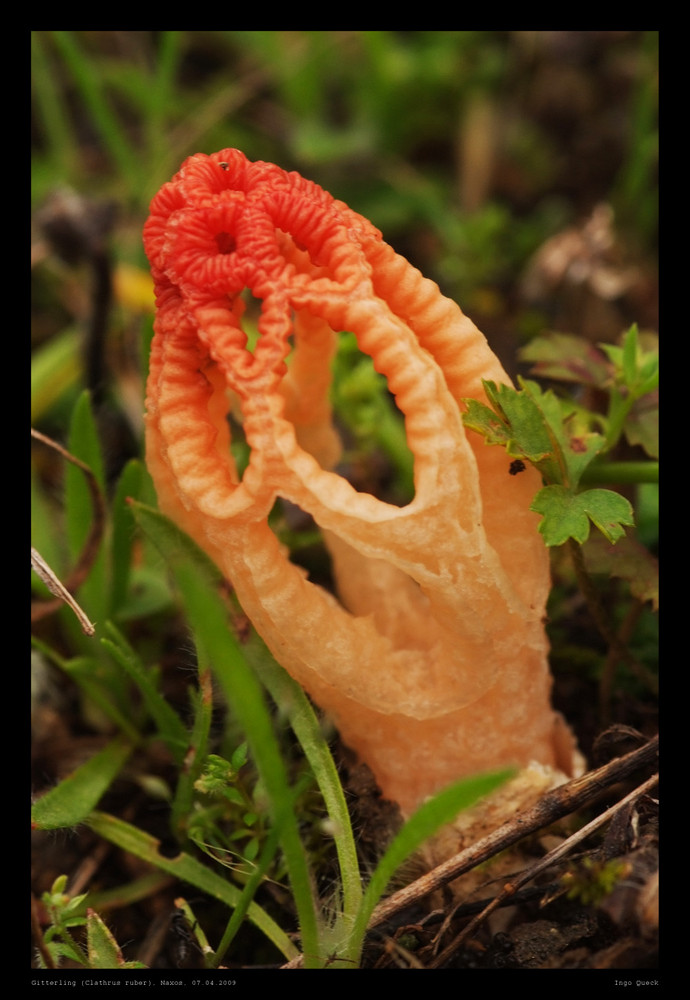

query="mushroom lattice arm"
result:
[144,149,571,816]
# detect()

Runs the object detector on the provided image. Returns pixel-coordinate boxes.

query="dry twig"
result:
[428,770,658,967]
[368,735,658,931]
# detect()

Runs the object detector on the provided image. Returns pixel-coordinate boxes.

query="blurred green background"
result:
[32,30,658,406]
[30,28,660,606]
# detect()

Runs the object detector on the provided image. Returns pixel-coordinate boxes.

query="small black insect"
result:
[509,459,526,476]
[219,161,229,170]
[170,908,201,968]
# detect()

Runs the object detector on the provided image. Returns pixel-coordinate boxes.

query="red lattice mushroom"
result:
[144,149,574,818]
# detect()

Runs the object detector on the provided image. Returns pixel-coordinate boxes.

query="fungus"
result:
[144,150,574,821]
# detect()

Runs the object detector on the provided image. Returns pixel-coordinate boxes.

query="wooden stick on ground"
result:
[368,735,658,931]
[428,770,658,968]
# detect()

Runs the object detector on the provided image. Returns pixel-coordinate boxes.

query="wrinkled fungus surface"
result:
[144,149,568,816]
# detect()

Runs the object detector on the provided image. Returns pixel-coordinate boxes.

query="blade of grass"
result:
[65,391,108,633]
[85,811,298,962]
[101,622,189,764]
[211,822,282,967]
[32,735,133,830]
[109,459,145,617]
[249,643,363,924]
[31,32,79,184]
[170,656,214,843]
[173,557,323,967]
[348,769,513,963]
[50,31,143,191]
[132,500,362,934]
[32,637,141,742]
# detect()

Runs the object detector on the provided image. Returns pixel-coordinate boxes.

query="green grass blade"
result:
[86,811,298,962]
[50,31,142,191]
[101,622,189,764]
[30,326,81,423]
[170,673,214,843]
[173,559,322,967]
[249,645,363,923]
[212,823,282,967]
[131,500,362,930]
[31,32,79,184]
[109,460,145,617]
[32,637,141,741]
[32,736,133,830]
[349,769,514,962]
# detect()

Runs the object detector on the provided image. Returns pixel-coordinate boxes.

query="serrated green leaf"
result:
[462,396,512,447]
[483,379,556,463]
[582,488,635,543]
[600,325,659,400]
[530,485,634,546]
[32,735,133,830]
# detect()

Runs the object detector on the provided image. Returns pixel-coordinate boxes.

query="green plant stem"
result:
[580,460,658,485]
[599,598,645,724]
[31,893,57,969]
[566,539,657,715]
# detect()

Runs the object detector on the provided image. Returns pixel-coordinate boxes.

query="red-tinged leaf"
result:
[625,390,659,459]
[520,332,611,386]
[582,534,659,610]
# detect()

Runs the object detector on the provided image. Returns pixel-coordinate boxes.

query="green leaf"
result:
[600,326,659,400]
[482,379,556,465]
[86,909,126,968]
[66,391,105,554]
[464,378,605,489]
[625,391,659,459]
[32,735,133,830]
[135,503,364,958]
[65,391,107,628]
[462,396,514,448]
[129,500,222,587]
[246,642,364,932]
[31,326,81,423]
[530,485,634,546]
